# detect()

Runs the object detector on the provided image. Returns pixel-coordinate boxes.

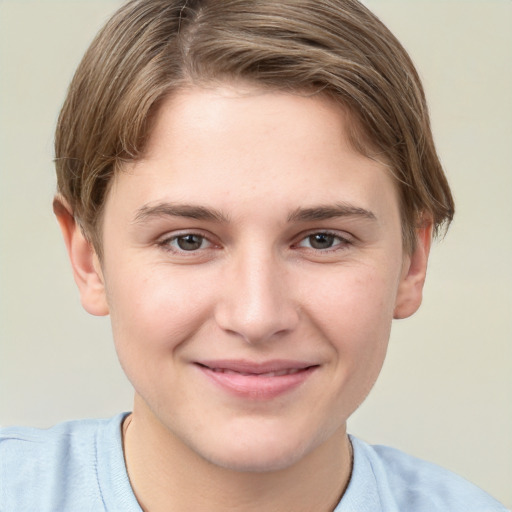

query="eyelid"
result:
[294,229,354,250]
[157,229,220,254]
[154,228,354,256]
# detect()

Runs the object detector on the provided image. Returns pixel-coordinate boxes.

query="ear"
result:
[53,196,109,316]
[393,222,432,319]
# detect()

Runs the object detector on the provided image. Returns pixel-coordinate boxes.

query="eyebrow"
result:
[287,203,377,223]
[133,201,376,225]
[133,203,229,224]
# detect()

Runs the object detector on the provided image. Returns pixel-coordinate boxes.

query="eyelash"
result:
[157,230,353,256]
[294,231,353,252]
[157,231,215,254]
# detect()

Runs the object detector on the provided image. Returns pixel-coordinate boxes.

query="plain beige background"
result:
[0,0,510,507]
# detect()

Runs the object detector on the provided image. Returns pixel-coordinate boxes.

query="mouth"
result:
[194,360,319,399]
[207,367,305,377]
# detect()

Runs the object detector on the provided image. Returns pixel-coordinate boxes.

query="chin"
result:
[204,444,309,473]
[192,424,322,473]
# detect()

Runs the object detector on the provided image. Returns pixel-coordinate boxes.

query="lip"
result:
[195,359,319,400]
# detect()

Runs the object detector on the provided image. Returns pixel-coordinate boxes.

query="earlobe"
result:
[393,223,432,320]
[53,196,109,316]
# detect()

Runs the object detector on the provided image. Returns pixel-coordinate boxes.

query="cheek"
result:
[106,265,214,362]
[305,266,397,392]
[305,265,398,341]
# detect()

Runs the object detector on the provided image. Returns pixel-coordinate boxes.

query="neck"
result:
[122,396,353,512]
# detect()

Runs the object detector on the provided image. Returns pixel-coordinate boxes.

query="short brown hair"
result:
[55,0,454,254]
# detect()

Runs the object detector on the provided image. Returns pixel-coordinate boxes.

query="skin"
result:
[55,84,431,511]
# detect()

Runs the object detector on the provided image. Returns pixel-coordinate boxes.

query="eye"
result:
[297,232,349,251]
[161,233,212,252]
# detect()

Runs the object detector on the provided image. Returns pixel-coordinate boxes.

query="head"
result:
[55,0,453,258]
[53,0,454,473]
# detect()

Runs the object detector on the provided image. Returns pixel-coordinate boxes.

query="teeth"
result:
[210,367,303,376]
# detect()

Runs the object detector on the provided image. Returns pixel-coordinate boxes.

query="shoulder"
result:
[348,436,508,512]
[0,416,109,472]
[0,414,129,512]
[1,415,106,448]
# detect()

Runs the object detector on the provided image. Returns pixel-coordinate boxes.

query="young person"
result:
[0,0,507,510]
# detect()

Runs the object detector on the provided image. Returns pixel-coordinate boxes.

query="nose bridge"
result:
[215,243,298,344]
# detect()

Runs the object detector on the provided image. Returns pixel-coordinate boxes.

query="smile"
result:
[209,367,304,377]
[195,360,319,400]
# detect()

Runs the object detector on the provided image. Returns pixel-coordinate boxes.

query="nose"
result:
[214,250,300,345]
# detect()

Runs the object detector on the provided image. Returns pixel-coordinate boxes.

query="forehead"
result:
[106,85,399,225]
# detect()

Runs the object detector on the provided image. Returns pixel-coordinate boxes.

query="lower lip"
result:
[196,365,317,400]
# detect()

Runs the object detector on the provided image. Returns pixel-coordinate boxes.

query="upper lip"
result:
[196,359,318,375]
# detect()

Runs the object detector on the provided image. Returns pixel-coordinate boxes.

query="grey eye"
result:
[307,233,336,250]
[176,234,205,251]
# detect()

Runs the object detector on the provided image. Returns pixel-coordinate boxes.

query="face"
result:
[67,85,428,472]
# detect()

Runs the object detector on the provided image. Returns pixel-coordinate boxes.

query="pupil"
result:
[310,233,334,249]
[177,234,202,251]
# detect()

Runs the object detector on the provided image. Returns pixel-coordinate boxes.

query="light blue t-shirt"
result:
[0,413,507,511]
